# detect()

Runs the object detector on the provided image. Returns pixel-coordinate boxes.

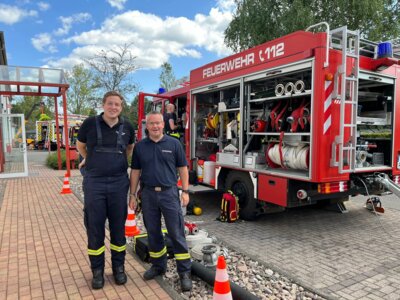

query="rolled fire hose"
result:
[294,80,305,93]
[191,261,259,300]
[356,151,372,164]
[268,144,309,170]
[275,83,285,96]
[284,82,295,95]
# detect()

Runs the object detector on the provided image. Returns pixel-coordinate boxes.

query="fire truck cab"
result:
[138,23,400,220]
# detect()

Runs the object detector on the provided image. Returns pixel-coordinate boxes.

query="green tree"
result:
[128,96,139,127]
[11,96,52,130]
[128,95,153,128]
[225,0,400,52]
[65,64,99,115]
[159,62,176,91]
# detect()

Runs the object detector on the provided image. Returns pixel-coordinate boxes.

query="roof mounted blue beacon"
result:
[158,87,166,94]
[377,42,393,58]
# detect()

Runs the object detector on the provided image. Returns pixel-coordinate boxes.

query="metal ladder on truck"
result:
[330,26,360,173]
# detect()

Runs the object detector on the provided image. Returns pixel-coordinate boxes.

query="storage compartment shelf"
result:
[358,137,391,141]
[354,166,392,172]
[357,117,389,126]
[249,90,311,103]
[197,138,218,143]
[260,168,309,179]
[248,132,310,136]
[218,107,240,113]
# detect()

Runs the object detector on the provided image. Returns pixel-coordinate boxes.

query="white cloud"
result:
[37,2,50,11]
[47,3,235,71]
[31,33,57,53]
[107,0,127,10]
[217,0,237,13]
[54,13,91,36]
[57,6,232,69]
[0,4,37,25]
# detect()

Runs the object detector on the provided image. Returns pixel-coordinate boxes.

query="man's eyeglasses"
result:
[148,121,163,126]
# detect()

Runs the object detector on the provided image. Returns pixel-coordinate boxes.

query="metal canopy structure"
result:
[0,65,72,175]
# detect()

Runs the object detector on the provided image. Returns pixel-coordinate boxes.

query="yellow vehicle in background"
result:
[26,130,35,146]
[35,114,87,150]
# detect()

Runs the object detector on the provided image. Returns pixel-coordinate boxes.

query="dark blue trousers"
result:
[141,186,191,274]
[83,174,129,270]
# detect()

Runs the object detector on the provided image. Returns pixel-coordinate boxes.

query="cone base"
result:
[212,291,233,300]
[125,227,140,237]
[60,189,73,194]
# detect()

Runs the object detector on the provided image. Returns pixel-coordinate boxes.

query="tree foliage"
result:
[65,64,99,115]
[11,96,52,130]
[84,43,140,100]
[225,0,400,52]
[128,95,153,128]
[159,62,176,91]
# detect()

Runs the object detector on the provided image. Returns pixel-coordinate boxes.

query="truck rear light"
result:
[393,175,400,186]
[296,189,307,200]
[318,181,348,194]
[325,73,334,81]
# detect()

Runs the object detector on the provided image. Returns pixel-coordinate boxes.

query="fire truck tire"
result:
[226,171,257,221]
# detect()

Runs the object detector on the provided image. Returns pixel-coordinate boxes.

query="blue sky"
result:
[0,0,236,97]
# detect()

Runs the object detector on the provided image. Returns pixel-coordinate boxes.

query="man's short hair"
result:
[102,91,124,104]
[146,111,164,122]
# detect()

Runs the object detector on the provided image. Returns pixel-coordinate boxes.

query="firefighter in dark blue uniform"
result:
[129,111,192,292]
[77,91,135,289]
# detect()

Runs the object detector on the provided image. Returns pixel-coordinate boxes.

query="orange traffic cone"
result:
[125,208,140,237]
[60,173,72,195]
[213,255,232,300]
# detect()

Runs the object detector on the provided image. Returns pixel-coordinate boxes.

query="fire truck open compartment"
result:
[244,61,313,179]
[356,72,394,171]
[192,61,313,180]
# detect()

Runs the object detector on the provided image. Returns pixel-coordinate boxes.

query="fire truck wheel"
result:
[226,171,257,221]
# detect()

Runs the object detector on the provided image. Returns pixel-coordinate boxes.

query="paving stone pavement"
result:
[0,154,173,300]
[18,151,400,299]
[185,191,400,300]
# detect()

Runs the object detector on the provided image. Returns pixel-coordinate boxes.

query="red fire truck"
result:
[138,23,400,220]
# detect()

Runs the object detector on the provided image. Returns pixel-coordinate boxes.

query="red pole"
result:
[54,96,62,170]
[138,92,144,140]
[185,91,191,169]
[62,88,71,177]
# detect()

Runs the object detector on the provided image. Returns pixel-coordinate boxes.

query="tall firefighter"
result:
[77,91,135,289]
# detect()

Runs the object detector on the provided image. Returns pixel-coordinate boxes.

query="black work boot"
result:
[92,268,104,289]
[113,265,127,285]
[143,266,166,280]
[180,272,192,292]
